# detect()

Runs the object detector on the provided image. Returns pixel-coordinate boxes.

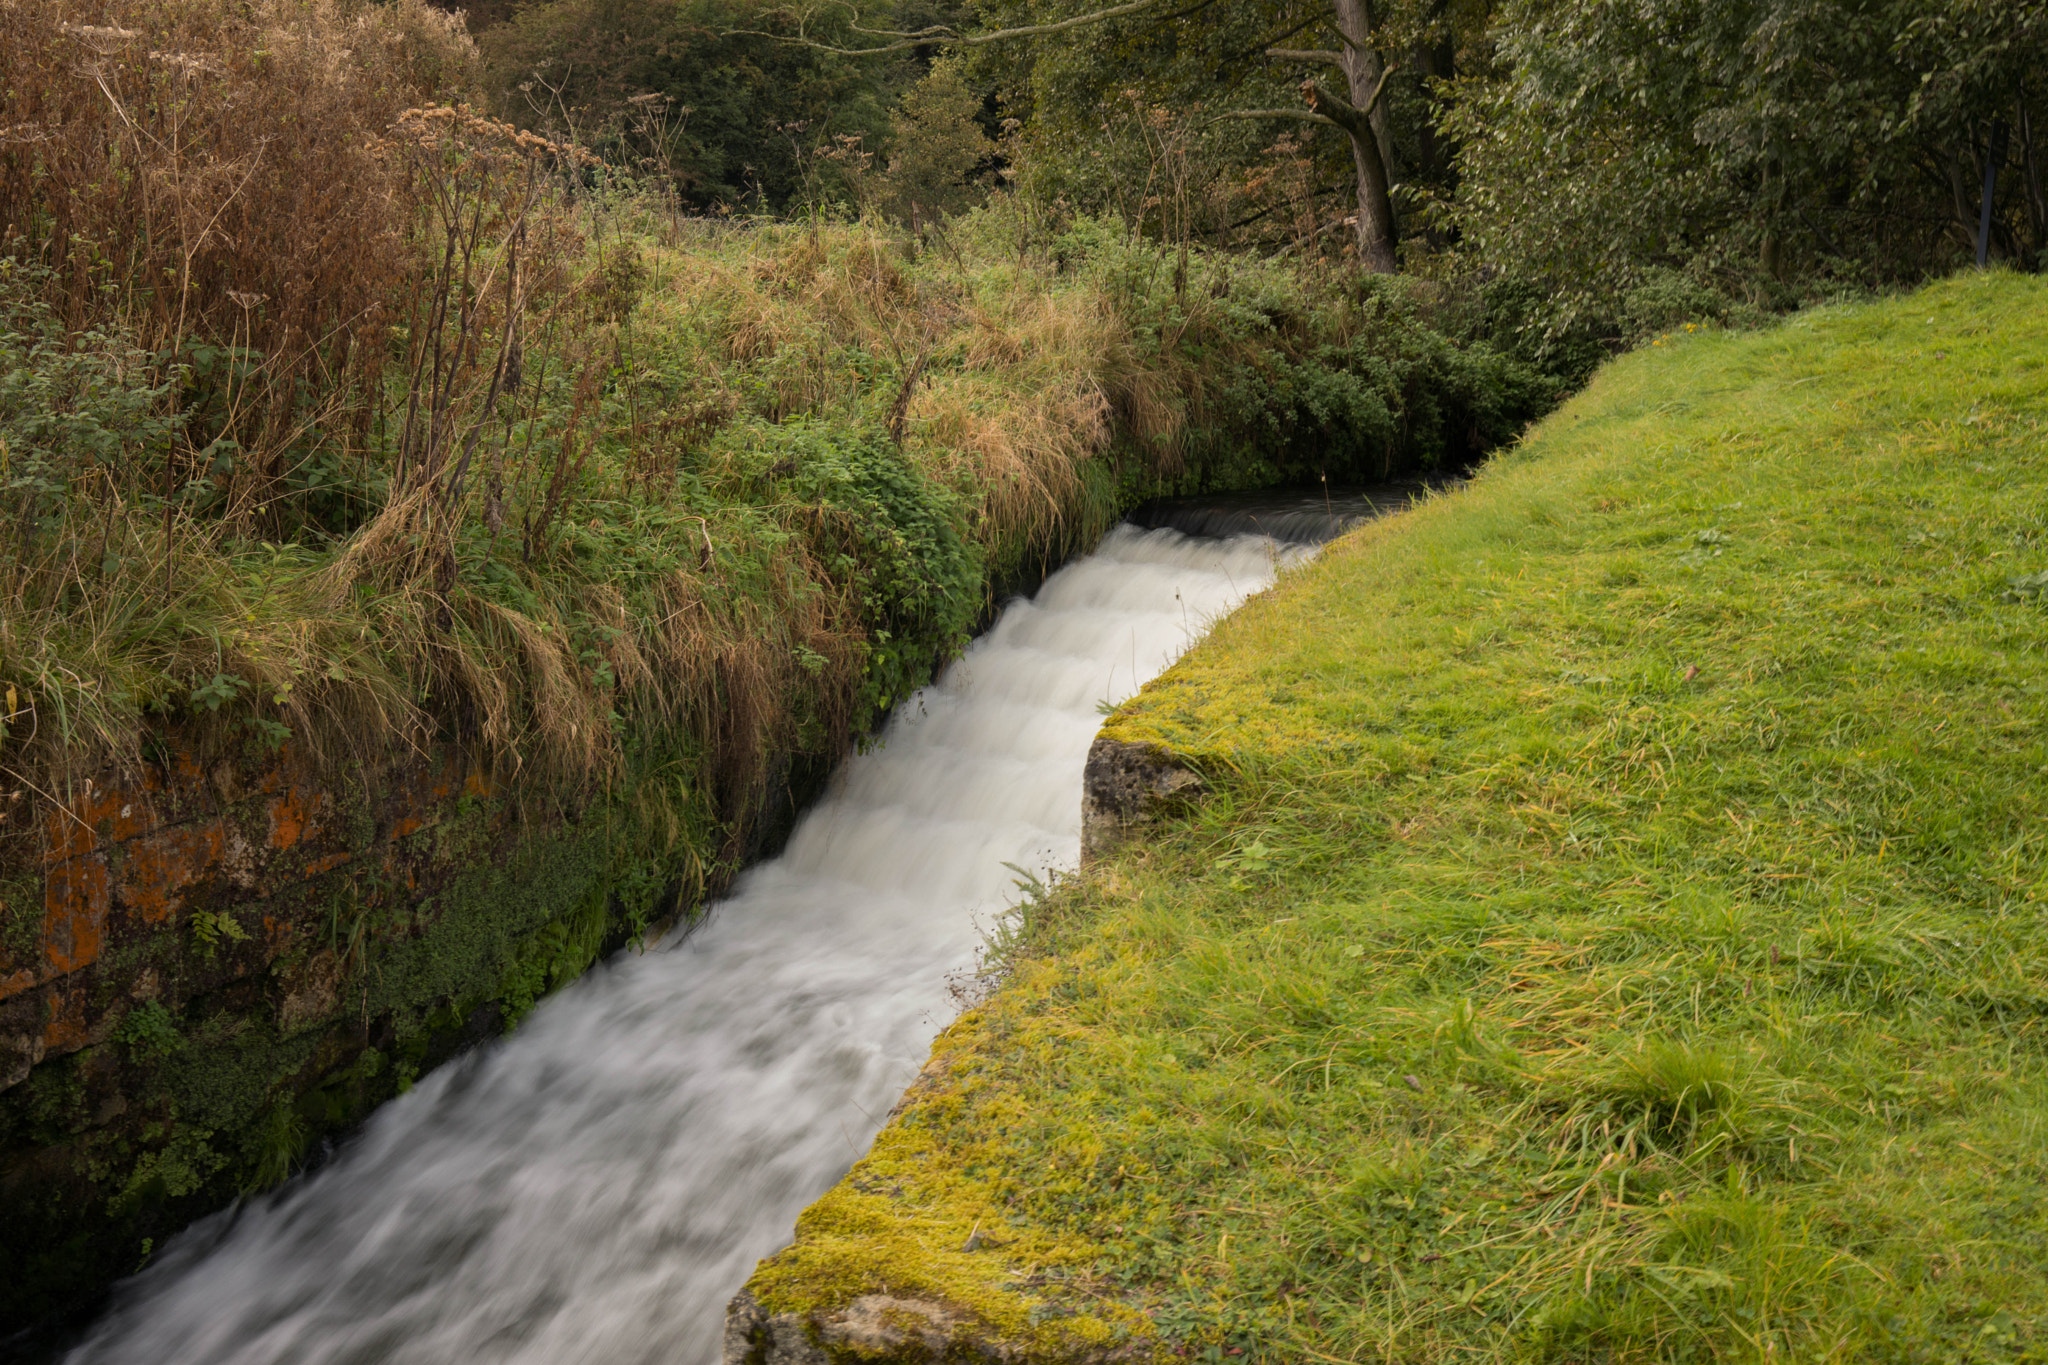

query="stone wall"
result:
[0,738,651,1331]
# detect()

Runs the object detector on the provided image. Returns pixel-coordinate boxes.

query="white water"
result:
[69,525,1308,1365]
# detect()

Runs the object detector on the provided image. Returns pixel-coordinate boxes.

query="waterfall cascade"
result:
[67,525,1311,1365]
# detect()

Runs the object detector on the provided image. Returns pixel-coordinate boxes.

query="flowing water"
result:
[1127,482,1430,545]
[66,524,1313,1365]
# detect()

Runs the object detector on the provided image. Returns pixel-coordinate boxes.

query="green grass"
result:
[747,270,2048,1363]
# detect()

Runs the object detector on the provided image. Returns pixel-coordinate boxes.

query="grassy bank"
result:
[745,270,2048,1362]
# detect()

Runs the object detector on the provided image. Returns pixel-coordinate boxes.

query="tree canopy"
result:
[1450,0,2048,317]
[472,0,2046,335]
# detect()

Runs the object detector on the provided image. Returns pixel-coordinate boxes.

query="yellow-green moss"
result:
[747,1005,1158,1359]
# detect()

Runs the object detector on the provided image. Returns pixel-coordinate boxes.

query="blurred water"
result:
[67,524,1309,1365]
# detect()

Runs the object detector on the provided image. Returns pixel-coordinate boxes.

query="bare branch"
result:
[1214,108,1340,128]
[841,18,960,39]
[1265,48,1347,68]
[1304,59,1400,129]
[727,0,1163,55]
[939,0,1161,41]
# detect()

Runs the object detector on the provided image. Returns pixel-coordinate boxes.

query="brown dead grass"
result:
[674,223,1187,560]
[0,0,868,865]
[0,0,474,517]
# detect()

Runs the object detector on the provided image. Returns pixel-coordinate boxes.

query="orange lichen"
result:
[267,784,321,851]
[42,855,110,975]
[300,851,353,877]
[117,821,228,924]
[41,986,91,1052]
[41,783,148,864]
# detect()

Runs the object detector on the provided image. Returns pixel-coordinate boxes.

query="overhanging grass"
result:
[0,0,1555,867]
[0,193,1549,822]
[748,270,2048,1363]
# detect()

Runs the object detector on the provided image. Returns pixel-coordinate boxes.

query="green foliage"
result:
[0,263,183,543]
[880,58,998,224]
[738,417,981,713]
[478,0,954,211]
[965,0,1374,243]
[1030,216,1563,481]
[112,1001,182,1062]
[107,1128,226,1218]
[187,673,247,713]
[189,908,251,959]
[1449,0,2048,323]
[499,885,611,1029]
[243,1097,308,1192]
[1213,280,1555,477]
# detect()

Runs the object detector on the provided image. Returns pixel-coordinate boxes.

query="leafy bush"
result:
[879,59,997,227]
[1213,284,1554,481]
[0,267,183,544]
[1038,213,1560,486]
[738,418,981,712]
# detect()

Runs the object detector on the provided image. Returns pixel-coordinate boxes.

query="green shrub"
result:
[1211,282,1555,480]
[736,417,982,713]
[112,1002,181,1062]
[0,263,182,545]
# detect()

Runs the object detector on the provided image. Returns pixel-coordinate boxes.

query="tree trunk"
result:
[2020,95,2046,255]
[1332,0,1398,272]
[1411,0,1455,188]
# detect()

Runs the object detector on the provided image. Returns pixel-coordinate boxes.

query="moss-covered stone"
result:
[737,1011,1158,1364]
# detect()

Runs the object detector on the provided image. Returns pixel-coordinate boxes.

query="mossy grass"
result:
[750,270,2048,1362]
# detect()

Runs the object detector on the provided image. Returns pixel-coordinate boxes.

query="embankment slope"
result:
[733,271,2048,1363]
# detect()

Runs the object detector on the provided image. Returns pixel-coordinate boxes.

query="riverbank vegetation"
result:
[0,0,1555,884]
[750,271,2048,1361]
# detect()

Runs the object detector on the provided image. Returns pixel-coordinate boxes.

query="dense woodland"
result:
[476,0,2047,345]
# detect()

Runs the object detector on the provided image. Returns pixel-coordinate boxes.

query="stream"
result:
[65,519,1330,1365]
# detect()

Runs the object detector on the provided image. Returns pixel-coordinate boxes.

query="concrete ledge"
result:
[1079,736,1204,865]
[726,1287,1025,1365]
